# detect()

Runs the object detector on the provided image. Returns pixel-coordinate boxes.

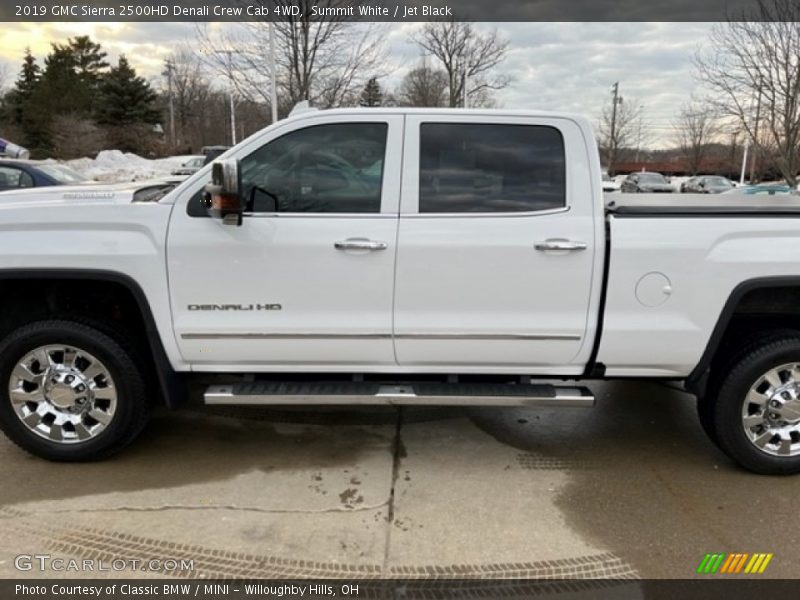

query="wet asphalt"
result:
[0,380,797,582]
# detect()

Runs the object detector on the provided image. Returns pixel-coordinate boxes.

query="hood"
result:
[0,179,181,208]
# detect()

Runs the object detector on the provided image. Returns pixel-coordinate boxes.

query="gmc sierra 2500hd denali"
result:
[1,105,800,475]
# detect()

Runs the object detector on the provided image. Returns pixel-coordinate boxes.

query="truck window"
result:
[419,123,566,213]
[240,123,388,214]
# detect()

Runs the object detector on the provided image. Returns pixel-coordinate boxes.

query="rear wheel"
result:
[706,334,800,475]
[0,320,151,461]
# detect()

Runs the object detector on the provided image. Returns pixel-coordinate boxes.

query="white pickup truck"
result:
[1,106,800,475]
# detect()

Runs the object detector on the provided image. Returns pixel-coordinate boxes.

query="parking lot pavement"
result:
[0,380,797,581]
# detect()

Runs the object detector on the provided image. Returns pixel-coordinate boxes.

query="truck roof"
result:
[284,106,590,123]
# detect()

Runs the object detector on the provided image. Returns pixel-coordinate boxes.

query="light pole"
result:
[634,104,644,163]
[740,140,749,185]
[162,59,176,146]
[213,50,238,145]
[609,82,623,173]
[269,22,278,124]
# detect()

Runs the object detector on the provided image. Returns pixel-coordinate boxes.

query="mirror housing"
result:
[204,159,243,226]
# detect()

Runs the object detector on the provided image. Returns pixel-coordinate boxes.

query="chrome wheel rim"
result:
[742,362,800,457]
[8,345,117,444]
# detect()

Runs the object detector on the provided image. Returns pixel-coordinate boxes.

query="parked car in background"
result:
[620,171,673,193]
[721,183,794,196]
[0,159,88,192]
[681,175,735,194]
[601,171,620,193]
[171,156,205,176]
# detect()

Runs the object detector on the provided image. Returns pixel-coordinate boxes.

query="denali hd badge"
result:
[188,304,282,311]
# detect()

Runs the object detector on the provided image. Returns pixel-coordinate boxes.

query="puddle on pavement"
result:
[467,380,800,578]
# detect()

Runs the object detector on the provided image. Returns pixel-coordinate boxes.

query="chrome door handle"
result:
[534,239,588,252]
[334,238,388,251]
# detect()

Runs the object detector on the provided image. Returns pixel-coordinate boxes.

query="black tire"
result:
[707,334,800,475]
[698,329,800,450]
[0,320,151,461]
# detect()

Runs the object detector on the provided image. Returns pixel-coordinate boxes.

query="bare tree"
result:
[395,60,449,107]
[162,49,212,148]
[411,21,509,108]
[196,1,388,113]
[694,0,800,185]
[597,92,642,175]
[50,113,108,159]
[673,100,721,175]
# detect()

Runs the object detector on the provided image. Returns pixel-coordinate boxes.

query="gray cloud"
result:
[1,21,720,146]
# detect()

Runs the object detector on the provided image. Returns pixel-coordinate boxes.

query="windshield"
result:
[705,176,732,187]
[37,164,87,184]
[639,173,667,183]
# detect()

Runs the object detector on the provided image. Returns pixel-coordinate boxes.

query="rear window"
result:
[419,123,566,213]
[639,173,667,183]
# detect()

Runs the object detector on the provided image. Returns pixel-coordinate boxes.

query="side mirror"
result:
[204,159,243,226]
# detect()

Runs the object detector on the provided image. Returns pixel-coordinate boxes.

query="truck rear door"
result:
[393,114,600,372]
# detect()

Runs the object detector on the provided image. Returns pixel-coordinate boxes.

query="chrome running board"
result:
[203,381,595,408]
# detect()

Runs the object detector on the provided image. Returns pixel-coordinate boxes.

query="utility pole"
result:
[749,75,763,184]
[609,82,622,173]
[162,59,176,147]
[463,65,468,108]
[229,86,236,145]
[462,42,469,109]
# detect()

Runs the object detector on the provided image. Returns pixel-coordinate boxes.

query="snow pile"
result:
[65,150,193,183]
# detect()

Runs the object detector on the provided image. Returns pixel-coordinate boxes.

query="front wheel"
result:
[707,334,800,474]
[0,320,151,461]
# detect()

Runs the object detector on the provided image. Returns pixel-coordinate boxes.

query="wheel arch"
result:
[0,269,185,408]
[687,276,800,397]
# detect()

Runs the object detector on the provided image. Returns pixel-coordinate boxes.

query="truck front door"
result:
[167,115,403,371]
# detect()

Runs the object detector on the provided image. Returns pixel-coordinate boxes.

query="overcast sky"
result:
[0,22,718,148]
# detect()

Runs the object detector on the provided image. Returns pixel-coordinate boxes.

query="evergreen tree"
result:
[2,48,50,153]
[5,48,41,124]
[15,49,41,100]
[359,77,383,107]
[57,36,108,86]
[39,45,87,113]
[96,56,159,125]
[36,36,108,119]
[2,38,113,156]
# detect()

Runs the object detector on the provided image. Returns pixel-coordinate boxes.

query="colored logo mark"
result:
[697,553,773,575]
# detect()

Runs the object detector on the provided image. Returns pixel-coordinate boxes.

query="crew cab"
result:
[1,106,800,475]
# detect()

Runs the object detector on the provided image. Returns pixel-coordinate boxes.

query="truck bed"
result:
[606,193,800,216]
